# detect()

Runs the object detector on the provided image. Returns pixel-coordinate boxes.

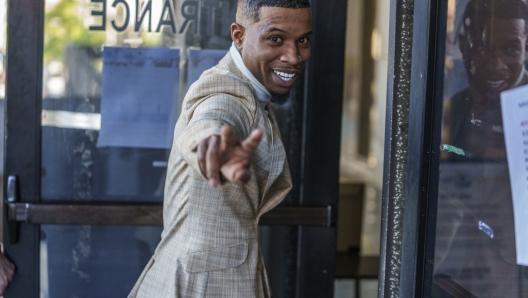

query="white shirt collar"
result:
[230,42,270,106]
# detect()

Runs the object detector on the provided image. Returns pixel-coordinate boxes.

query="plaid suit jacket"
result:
[129,52,292,298]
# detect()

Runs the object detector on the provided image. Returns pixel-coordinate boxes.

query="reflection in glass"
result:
[39,225,162,298]
[41,0,237,202]
[434,0,528,296]
[40,0,236,296]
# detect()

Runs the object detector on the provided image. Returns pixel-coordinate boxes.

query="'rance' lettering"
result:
[88,0,232,36]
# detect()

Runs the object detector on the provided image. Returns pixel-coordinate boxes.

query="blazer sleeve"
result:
[175,90,255,177]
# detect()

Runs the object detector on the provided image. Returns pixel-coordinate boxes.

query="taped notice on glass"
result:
[501,85,528,266]
[188,49,228,88]
[99,47,180,149]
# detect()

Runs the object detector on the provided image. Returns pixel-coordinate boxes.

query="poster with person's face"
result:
[434,0,528,297]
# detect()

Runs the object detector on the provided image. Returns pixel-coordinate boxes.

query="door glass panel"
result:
[40,225,162,298]
[41,0,235,296]
[433,0,528,296]
[43,0,170,203]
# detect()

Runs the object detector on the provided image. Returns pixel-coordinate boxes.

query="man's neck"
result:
[229,43,270,106]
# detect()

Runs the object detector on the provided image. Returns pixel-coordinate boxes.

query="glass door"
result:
[430,0,528,296]
[9,0,197,296]
[4,0,347,297]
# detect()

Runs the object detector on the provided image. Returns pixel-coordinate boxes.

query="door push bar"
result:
[6,175,336,244]
[6,176,20,244]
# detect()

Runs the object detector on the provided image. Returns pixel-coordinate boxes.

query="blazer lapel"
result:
[221,55,290,216]
[256,103,289,216]
[264,102,286,186]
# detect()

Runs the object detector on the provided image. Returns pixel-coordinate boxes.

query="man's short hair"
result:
[238,0,311,22]
[462,0,528,36]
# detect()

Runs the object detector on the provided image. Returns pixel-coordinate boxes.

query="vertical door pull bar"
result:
[6,175,20,244]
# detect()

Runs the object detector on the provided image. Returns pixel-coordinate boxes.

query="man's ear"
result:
[231,23,245,50]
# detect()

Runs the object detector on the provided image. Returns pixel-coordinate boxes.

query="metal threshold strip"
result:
[7,203,334,227]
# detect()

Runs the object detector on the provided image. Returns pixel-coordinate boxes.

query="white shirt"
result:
[229,43,270,110]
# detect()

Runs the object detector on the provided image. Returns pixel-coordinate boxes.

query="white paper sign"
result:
[187,49,228,88]
[99,47,180,149]
[500,85,528,266]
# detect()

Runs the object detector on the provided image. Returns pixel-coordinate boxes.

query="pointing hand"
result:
[198,126,263,187]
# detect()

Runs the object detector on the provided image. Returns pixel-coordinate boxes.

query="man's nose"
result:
[486,49,507,71]
[280,43,302,65]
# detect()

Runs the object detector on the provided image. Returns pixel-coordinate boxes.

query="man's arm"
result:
[174,79,258,180]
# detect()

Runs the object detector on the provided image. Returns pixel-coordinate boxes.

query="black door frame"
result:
[4,0,44,297]
[378,0,448,297]
[296,0,346,296]
[3,0,347,297]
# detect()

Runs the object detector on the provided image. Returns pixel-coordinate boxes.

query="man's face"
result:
[460,18,528,96]
[233,7,312,96]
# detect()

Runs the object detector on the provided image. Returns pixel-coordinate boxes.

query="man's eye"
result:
[299,37,310,44]
[270,37,282,43]
[505,46,521,56]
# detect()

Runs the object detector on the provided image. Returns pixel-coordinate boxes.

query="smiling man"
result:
[436,1,528,297]
[444,0,528,160]
[461,5,528,100]
[128,1,312,297]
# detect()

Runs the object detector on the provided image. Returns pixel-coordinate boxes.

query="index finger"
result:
[206,136,221,187]
[240,129,263,154]
[220,125,238,150]
[197,138,209,177]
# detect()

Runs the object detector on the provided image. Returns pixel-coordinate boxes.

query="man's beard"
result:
[270,91,290,105]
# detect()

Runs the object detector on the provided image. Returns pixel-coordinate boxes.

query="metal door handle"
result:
[6,175,20,243]
[5,173,335,242]
[7,203,335,227]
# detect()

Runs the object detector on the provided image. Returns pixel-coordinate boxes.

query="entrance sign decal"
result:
[187,49,227,88]
[89,0,234,35]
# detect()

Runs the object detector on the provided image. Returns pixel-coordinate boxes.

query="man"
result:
[129,0,312,297]
[444,0,528,159]
[435,0,528,296]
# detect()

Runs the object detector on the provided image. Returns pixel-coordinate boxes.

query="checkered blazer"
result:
[128,52,292,298]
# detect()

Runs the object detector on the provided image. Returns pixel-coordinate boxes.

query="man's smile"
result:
[485,79,507,89]
[273,70,296,82]
[271,69,300,89]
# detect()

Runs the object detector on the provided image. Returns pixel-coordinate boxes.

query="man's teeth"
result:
[274,71,296,82]
[486,80,506,88]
